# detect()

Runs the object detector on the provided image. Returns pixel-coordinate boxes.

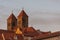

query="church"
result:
[0,9,60,40]
[0,9,39,40]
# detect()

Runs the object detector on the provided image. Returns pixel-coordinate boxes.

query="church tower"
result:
[17,10,28,29]
[7,13,17,31]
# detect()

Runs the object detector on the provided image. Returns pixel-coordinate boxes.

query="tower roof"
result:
[18,10,28,17]
[7,13,17,20]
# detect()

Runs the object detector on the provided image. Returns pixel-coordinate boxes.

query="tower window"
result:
[12,22,15,26]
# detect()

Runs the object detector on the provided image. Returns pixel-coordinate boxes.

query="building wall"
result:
[17,16,22,29]
[22,15,28,28]
[7,17,17,31]
[7,14,17,31]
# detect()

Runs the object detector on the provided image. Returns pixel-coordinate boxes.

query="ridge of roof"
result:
[7,13,17,20]
[17,10,28,17]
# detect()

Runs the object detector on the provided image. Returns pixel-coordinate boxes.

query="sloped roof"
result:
[0,29,15,40]
[23,27,39,37]
[23,27,36,33]
[17,10,28,17]
[0,29,14,33]
[37,30,51,34]
[34,31,60,39]
[7,13,17,20]
[0,30,23,40]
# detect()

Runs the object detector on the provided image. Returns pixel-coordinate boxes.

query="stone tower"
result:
[7,13,17,31]
[17,10,28,29]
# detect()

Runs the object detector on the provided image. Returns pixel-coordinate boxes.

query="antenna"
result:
[11,10,13,13]
[22,7,24,10]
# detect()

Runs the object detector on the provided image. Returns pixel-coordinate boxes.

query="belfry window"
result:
[12,22,15,26]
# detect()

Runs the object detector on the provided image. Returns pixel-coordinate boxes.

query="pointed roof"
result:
[7,13,17,20]
[23,27,39,37]
[26,27,36,32]
[18,10,28,17]
[23,27,36,32]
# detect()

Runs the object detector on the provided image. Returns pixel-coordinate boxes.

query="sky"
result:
[0,0,60,32]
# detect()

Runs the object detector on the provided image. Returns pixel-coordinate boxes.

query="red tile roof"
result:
[0,29,14,33]
[34,31,60,40]
[22,27,39,37]
[0,29,15,40]
[37,30,51,34]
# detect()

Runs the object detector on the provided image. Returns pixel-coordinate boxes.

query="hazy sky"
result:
[0,0,60,32]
